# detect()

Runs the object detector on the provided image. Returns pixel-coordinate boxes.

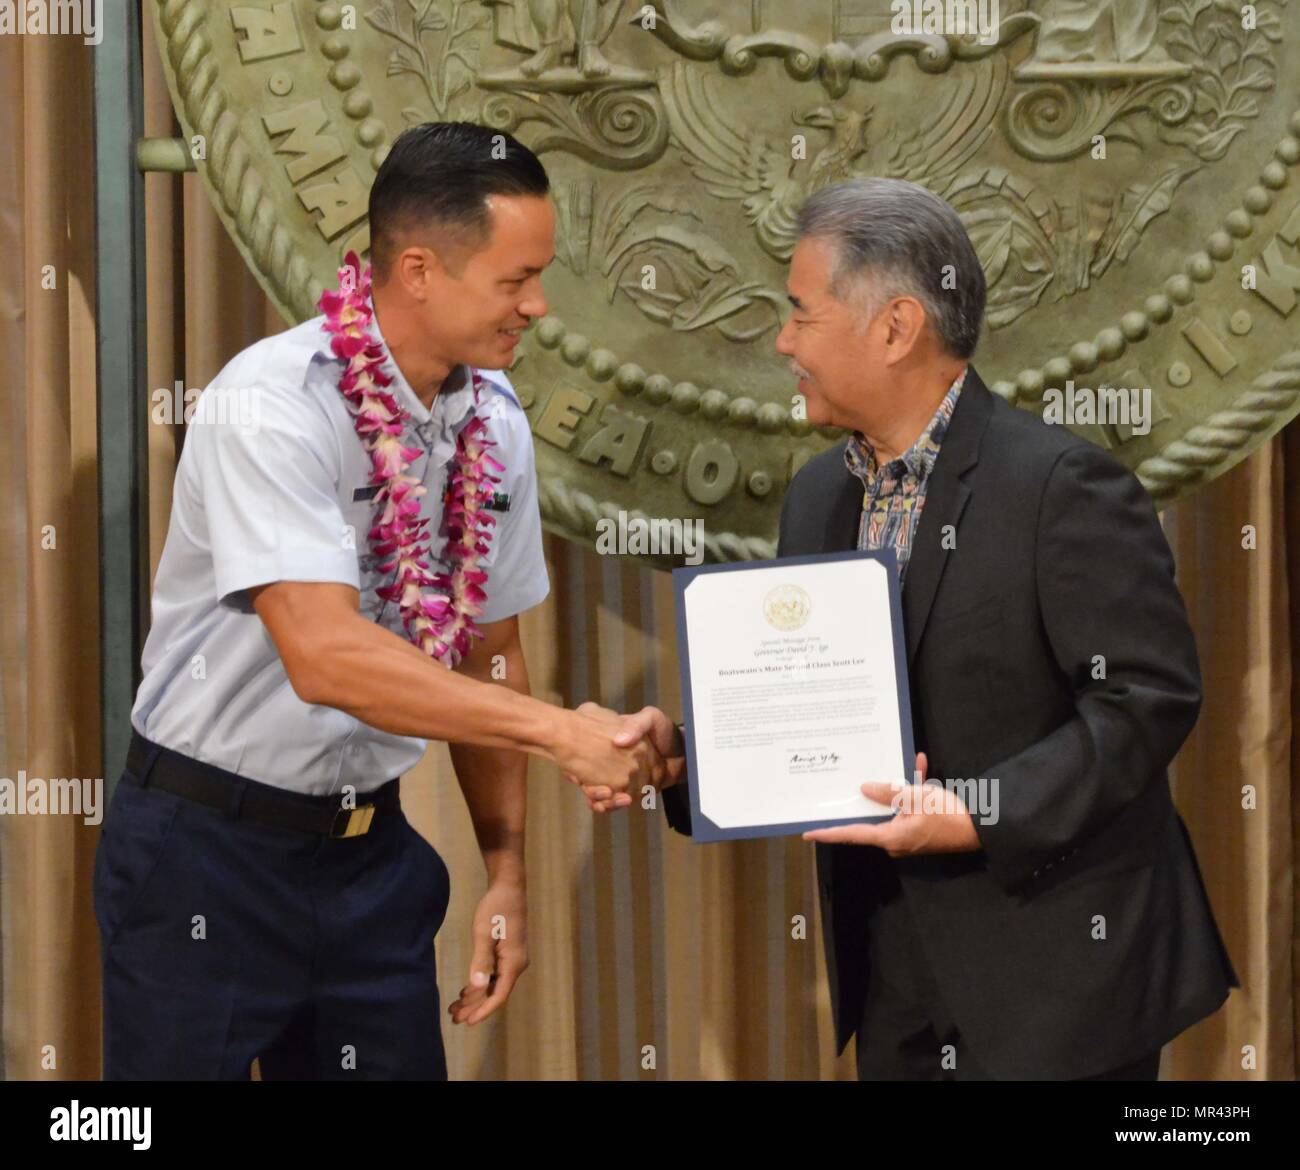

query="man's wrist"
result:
[484,848,526,886]
[512,695,569,762]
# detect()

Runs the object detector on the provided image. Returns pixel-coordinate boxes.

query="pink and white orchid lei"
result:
[319,252,504,668]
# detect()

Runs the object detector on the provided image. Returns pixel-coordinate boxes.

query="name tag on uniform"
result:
[441,484,511,513]
[352,485,380,503]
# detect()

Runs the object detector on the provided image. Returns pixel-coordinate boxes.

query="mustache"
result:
[788,359,812,381]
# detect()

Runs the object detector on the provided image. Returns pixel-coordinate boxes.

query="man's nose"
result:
[521,290,548,320]
[775,319,794,355]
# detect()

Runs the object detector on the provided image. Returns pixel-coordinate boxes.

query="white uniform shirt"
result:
[131,310,549,795]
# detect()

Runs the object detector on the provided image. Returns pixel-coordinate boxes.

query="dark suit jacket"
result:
[665,366,1238,1079]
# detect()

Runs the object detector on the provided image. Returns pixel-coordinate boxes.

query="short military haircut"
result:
[368,121,550,278]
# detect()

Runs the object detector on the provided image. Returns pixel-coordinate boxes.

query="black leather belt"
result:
[124,731,399,838]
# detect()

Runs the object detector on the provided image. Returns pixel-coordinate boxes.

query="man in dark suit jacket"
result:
[578,177,1237,1080]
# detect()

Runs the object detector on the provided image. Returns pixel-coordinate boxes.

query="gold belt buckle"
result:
[330,803,376,838]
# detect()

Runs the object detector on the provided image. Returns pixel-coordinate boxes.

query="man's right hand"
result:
[565,703,686,813]
[553,705,670,801]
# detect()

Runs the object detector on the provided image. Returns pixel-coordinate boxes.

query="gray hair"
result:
[795,178,985,359]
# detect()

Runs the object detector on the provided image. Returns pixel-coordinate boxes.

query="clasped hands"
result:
[559,702,685,811]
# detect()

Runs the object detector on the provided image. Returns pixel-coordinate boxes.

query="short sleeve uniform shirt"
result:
[130,310,549,795]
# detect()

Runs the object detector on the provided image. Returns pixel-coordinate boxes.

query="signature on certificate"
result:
[788,750,842,773]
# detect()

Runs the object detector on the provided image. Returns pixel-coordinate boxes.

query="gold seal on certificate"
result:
[673,550,915,842]
[763,584,812,632]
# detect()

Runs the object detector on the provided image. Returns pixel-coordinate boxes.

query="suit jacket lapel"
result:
[825,455,862,552]
[901,367,995,666]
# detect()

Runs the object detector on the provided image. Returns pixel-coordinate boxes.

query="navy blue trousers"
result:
[94,766,451,1080]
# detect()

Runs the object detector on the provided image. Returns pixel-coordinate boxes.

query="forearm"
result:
[291,609,561,759]
[973,677,1199,889]
[451,641,531,884]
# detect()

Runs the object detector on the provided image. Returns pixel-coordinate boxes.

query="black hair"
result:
[368,121,550,277]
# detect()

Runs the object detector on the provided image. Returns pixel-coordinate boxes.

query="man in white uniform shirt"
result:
[94,122,664,1080]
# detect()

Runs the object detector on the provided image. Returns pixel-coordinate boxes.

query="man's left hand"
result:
[449,879,529,1026]
[802,753,981,855]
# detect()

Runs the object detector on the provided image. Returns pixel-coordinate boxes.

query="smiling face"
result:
[775,235,889,431]
[413,193,556,371]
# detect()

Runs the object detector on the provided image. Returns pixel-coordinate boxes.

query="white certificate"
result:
[673,550,915,841]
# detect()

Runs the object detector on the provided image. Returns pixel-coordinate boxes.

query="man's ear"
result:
[393,245,440,302]
[882,297,926,366]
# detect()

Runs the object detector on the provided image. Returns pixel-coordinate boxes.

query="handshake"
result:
[556,702,688,814]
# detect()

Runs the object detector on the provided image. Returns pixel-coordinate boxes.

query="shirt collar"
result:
[367,302,476,431]
[845,367,967,485]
